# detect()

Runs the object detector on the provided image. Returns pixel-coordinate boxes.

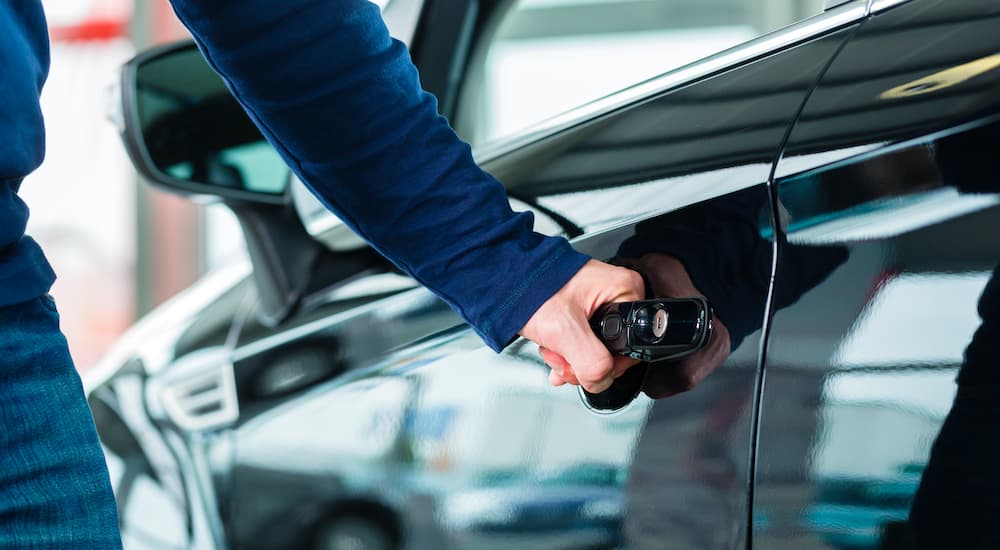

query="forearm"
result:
[169,0,588,350]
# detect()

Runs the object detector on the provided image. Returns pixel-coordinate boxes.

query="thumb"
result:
[520,259,645,392]
[552,317,616,393]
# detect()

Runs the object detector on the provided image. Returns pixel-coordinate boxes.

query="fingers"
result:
[530,310,611,391]
[549,369,568,386]
[539,347,579,385]
[611,355,640,379]
[549,311,617,392]
[642,312,731,399]
[520,259,646,393]
[543,347,640,390]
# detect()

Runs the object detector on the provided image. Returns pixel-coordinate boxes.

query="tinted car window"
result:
[455,0,829,146]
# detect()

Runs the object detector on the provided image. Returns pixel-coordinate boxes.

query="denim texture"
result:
[0,296,121,548]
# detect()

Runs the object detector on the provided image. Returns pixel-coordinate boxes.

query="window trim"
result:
[469,0,869,165]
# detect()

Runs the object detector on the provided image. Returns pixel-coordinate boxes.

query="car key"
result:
[581,297,714,413]
[590,297,713,362]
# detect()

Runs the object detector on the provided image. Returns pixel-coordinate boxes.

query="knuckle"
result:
[617,268,645,295]
[575,362,613,387]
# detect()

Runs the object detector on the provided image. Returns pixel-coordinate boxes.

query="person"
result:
[0,1,641,546]
[906,263,1000,549]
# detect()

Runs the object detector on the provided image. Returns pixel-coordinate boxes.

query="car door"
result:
[223,2,868,549]
[754,0,1000,547]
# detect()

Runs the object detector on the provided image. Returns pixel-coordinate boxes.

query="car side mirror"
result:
[115,40,391,327]
[118,41,289,204]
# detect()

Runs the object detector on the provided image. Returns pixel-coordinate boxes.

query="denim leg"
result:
[0,296,122,548]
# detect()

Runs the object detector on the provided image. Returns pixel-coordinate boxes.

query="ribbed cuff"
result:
[477,243,590,352]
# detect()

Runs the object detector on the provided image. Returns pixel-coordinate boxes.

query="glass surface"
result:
[455,0,828,146]
[135,47,289,195]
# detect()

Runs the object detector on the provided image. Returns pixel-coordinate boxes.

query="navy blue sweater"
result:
[0,3,55,306]
[1,2,588,351]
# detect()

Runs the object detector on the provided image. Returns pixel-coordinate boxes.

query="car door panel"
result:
[227,191,772,550]
[223,17,861,549]
[756,0,1000,547]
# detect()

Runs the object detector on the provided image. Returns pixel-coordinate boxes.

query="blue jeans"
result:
[0,295,122,548]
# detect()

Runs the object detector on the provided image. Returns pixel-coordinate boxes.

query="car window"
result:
[455,0,830,147]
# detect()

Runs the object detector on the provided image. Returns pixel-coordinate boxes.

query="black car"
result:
[91,0,1000,548]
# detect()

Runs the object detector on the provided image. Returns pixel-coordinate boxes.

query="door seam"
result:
[744,18,867,550]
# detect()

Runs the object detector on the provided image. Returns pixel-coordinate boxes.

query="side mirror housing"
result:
[118,41,289,205]
[116,41,394,326]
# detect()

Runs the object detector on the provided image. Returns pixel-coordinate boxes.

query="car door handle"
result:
[582,298,713,413]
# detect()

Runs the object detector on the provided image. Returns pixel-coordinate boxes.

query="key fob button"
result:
[653,308,668,339]
[632,304,667,344]
[601,314,623,340]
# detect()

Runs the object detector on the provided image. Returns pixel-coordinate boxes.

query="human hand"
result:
[519,259,645,393]
[614,254,731,398]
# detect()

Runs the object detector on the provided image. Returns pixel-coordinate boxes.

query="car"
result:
[90,0,1000,548]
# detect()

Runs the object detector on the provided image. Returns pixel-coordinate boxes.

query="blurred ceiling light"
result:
[880,53,1000,100]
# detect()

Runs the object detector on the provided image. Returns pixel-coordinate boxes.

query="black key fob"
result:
[582,298,713,413]
[591,298,712,362]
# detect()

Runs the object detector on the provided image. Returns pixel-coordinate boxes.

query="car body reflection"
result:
[90,0,1000,548]
[228,340,648,549]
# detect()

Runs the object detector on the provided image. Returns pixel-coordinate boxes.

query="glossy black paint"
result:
[214,15,861,548]
[87,1,1000,549]
[756,0,1000,547]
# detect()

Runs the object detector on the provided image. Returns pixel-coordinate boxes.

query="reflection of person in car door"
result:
[906,262,1000,549]
[612,187,847,548]
[904,124,1000,550]
[0,1,639,545]
[619,123,1000,548]
[614,186,848,398]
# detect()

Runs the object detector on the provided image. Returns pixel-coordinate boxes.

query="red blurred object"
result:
[44,0,132,42]
[49,19,128,41]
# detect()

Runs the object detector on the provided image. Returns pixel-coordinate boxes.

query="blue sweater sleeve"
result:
[168,0,589,351]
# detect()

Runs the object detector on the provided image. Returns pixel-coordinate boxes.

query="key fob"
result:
[582,298,713,413]
[590,298,712,362]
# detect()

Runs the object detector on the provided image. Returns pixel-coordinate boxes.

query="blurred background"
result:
[27,0,245,371]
